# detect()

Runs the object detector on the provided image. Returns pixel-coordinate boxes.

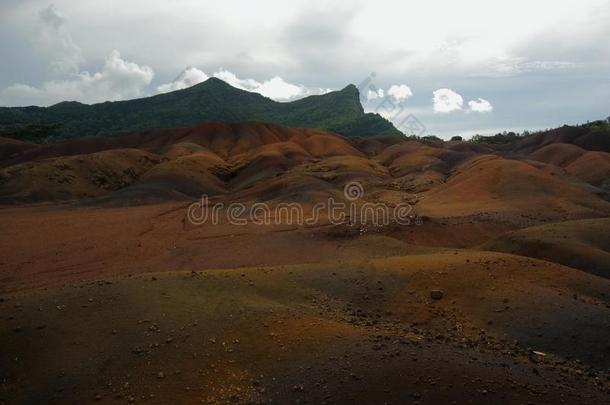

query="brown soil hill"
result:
[481,217,610,278]
[513,125,610,154]
[529,143,610,187]
[419,155,610,220]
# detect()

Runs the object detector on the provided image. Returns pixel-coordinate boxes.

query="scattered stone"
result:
[532,350,546,357]
[131,347,145,355]
[430,290,444,300]
[157,372,165,379]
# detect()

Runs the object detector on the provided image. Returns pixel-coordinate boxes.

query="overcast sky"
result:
[1,0,609,138]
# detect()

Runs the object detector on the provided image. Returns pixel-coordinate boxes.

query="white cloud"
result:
[212,69,261,91]
[37,4,83,74]
[157,66,208,93]
[213,69,332,100]
[157,67,328,101]
[468,98,493,112]
[432,88,463,113]
[0,5,153,106]
[255,76,306,100]
[387,84,413,101]
[0,50,154,106]
[366,88,384,101]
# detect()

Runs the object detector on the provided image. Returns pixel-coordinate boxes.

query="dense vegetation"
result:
[0,78,401,142]
[0,123,64,143]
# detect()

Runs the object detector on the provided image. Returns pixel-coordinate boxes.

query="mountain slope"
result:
[0,78,401,140]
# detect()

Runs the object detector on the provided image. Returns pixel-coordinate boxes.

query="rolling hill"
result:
[1,119,610,404]
[481,217,610,278]
[0,78,402,141]
[512,123,610,154]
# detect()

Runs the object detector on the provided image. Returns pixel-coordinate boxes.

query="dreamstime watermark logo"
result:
[187,181,423,227]
[357,72,426,137]
[344,181,364,201]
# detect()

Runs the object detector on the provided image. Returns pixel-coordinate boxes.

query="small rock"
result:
[430,290,444,300]
[532,350,546,357]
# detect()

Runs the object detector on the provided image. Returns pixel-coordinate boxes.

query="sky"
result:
[0,0,609,139]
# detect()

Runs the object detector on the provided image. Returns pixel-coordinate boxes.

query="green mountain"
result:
[0,78,402,142]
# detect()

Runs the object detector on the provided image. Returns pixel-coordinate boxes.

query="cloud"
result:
[254,76,308,100]
[212,69,261,91]
[39,4,67,28]
[37,4,83,73]
[387,84,413,101]
[481,57,579,78]
[213,69,312,100]
[432,88,463,113]
[2,2,608,135]
[158,67,329,101]
[212,69,331,100]
[468,98,493,113]
[0,50,154,106]
[366,88,384,101]
[157,67,208,93]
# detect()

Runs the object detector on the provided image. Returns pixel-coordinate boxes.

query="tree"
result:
[450,136,463,141]
[0,123,64,143]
